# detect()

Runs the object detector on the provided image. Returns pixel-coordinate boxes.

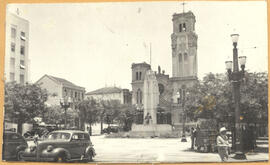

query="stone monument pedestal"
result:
[130,124,172,137]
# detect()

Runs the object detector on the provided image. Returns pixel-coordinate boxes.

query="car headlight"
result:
[46,145,53,152]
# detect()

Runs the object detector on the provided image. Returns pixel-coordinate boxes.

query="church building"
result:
[131,10,198,130]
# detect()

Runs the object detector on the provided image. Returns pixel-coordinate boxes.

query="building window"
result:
[179,23,186,32]
[20,60,24,65]
[11,27,16,38]
[10,72,15,81]
[136,89,142,104]
[184,53,188,62]
[10,58,15,67]
[183,23,186,32]
[64,88,67,96]
[179,24,182,32]
[20,31,26,41]
[20,74,24,84]
[179,53,182,63]
[11,43,15,52]
[139,72,142,80]
[20,46,25,55]
[136,72,139,80]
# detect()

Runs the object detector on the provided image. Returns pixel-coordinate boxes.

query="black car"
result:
[2,131,28,161]
[102,126,120,134]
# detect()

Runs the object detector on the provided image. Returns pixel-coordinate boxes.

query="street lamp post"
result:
[225,33,247,160]
[177,89,187,142]
[60,97,72,129]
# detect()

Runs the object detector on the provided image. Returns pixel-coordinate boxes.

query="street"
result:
[27,135,268,163]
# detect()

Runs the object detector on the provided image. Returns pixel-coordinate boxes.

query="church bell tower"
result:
[171,10,198,78]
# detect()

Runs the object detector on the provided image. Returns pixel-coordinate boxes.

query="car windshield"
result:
[47,132,71,140]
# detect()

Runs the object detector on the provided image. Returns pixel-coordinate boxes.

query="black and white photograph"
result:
[2,1,268,163]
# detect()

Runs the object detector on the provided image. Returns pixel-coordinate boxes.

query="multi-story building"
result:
[4,12,30,84]
[36,74,85,106]
[85,87,132,105]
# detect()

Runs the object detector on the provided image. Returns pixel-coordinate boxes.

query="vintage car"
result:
[18,130,96,162]
[102,126,120,134]
[2,131,28,161]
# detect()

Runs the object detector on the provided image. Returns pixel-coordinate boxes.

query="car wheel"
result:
[16,151,24,161]
[84,152,93,162]
[56,154,67,162]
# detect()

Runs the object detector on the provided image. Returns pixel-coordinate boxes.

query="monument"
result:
[143,70,159,125]
[131,69,172,137]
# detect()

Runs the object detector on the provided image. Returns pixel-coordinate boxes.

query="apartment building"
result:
[4,12,30,84]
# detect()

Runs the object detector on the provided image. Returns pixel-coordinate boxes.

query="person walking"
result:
[217,127,230,162]
[190,127,196,150]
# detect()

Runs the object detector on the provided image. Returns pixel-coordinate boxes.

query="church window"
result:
[179,24,182,32]
[179,53,182,63]
[183,23,186,32]
[140,90,142,103]
[184,53,188,62]
[136,89,142,104]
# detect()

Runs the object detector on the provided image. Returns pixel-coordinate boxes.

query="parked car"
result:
[102,126,120,134]
[18,130,96,162]
[2,131,28,161]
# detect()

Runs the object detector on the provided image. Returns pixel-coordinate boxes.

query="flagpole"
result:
[150,42,152,67]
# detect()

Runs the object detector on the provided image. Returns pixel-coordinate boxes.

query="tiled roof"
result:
[86,87,122,95]
[47,75,84,90]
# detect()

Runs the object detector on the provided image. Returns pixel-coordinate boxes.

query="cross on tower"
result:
[181,2,186,13]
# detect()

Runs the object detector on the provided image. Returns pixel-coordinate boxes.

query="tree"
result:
[98,100,135,133]
[43,105,64,126]
[76,99,99,135]
[240,72,268,124]
[185,72,268,126]
[4,82,48,134]
[116,104,136,131]
[101,100,121,126]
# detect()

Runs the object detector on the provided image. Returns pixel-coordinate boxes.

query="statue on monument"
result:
[144,112,152,125]
[158,66,161,74]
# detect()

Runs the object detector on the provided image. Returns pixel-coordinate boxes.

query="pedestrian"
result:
[191,127,196,150]
[217,127,230,162]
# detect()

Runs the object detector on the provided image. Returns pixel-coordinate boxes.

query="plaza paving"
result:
[90,135,269,163]
[27,135,268,163]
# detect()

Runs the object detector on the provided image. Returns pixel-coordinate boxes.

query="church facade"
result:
[131,11,198,129]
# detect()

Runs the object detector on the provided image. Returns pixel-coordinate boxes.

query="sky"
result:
[7,1,268,92]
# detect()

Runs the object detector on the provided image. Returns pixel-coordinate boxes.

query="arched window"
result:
[178,53,182,63]
[179,24,182,32]
[140,90,142,104]
[183,23,186,32]
[137,89,142,104]
[184,53,188,63]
